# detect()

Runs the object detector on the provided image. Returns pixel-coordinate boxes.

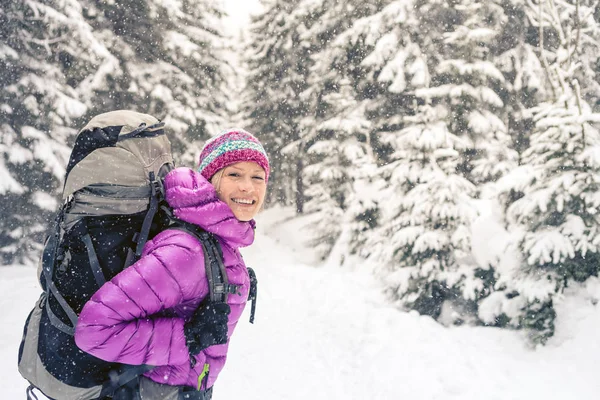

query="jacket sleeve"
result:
[74,229,208,366]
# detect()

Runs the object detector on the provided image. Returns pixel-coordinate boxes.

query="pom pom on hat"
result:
[198,128,270,183]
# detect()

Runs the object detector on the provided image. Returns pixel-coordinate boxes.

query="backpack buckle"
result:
[150,175,165,199]
[56,250,71,274]
[214,283,241,296]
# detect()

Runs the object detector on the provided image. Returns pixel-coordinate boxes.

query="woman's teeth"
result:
[233,198,254,205]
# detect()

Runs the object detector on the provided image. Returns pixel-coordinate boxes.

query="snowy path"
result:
[2,209,599,399]
[218,214,599,400]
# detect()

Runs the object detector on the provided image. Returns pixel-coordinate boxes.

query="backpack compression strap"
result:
[42,209,113,336]
[123,171,163,269]
[98,364,155,398]
[119,121,165,141]
[41,206,79,335]
[44,170,164,336]
[135,172,162,258]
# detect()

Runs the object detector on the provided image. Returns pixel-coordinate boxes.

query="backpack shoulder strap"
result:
[162,211,240,303]
[198,229,241,303]
[164,210,257,322]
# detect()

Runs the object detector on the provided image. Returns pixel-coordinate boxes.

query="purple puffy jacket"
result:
[74,167,254,389]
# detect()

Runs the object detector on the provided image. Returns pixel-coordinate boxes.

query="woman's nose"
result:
[239,177,255,192]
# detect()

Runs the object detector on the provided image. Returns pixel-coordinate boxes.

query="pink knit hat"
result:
[198,128,270,183]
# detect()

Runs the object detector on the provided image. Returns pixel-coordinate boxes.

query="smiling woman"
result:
[197,128,270,220]
[70,127,270,399]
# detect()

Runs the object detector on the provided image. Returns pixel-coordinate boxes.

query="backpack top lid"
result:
[63,110,173,201]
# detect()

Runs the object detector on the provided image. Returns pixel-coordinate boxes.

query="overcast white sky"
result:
[222,0,263,33]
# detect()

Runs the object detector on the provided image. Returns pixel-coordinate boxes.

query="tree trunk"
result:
[295,155,304,214]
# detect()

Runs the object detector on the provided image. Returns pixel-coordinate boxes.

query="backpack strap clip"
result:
[214,283,241,296]
[151,175,165,199]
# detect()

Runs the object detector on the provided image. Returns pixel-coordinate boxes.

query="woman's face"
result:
[213,161,267,221]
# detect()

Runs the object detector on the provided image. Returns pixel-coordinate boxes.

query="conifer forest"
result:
[3,0,600,343]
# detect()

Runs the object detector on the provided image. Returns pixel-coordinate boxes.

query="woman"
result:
[74,128,269,399]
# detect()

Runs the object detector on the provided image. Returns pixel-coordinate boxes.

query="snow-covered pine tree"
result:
[321,0,424,152]
[313,0,513,319]
[416,0,517,184]
[300,80,375,260]
[495,0,600,160]
[390,0,516,320]
[329,1,483,316]
[80,0,232,163]
[243,0,315,210]
[293,0,390,258]
[0,1,108,265]
[495,1,548,160]
[370,105,478,320]
[492,0,600,343]
[310,1,424,260]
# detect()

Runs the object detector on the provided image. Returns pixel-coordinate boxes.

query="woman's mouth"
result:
[232,198,255,205]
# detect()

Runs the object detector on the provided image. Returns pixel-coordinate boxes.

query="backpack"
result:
[17,110,257,400]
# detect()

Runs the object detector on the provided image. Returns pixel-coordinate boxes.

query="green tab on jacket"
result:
[197,363,210,391]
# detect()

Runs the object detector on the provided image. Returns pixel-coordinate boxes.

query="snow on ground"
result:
[2,206,600,399]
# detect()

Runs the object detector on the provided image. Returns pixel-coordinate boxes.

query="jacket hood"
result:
[164,167,255,248]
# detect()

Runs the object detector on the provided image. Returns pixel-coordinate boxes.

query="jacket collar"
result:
[163,167,255,248]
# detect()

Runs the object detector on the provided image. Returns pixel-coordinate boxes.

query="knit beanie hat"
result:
[198,128,270,183]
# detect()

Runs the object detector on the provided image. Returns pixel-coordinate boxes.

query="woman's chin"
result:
[231,208,257,222]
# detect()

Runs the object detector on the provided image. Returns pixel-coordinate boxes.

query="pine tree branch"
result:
[20,29,68,56]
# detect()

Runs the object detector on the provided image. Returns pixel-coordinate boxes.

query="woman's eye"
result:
[253,176,265,181]
[228,173,240,177]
